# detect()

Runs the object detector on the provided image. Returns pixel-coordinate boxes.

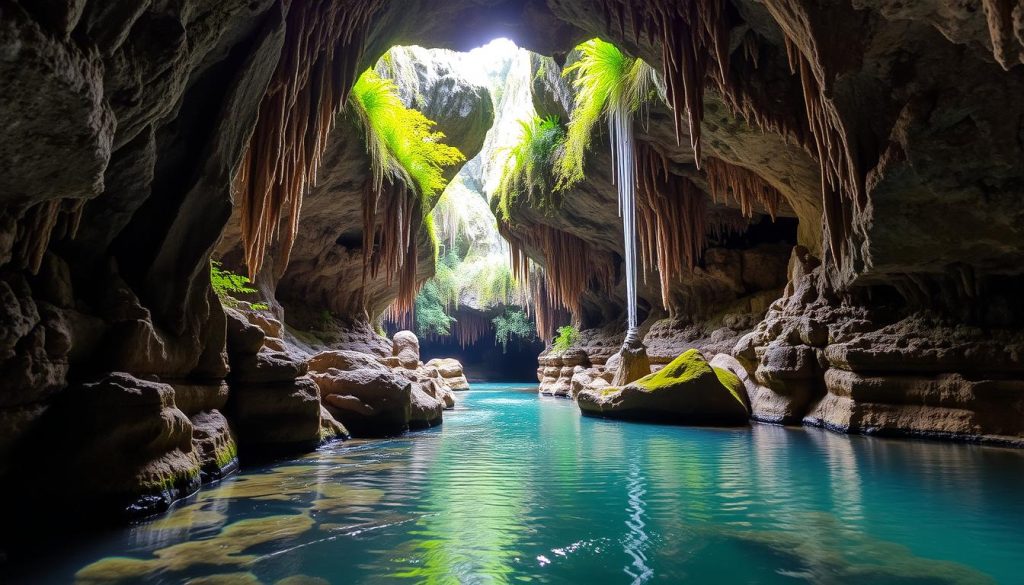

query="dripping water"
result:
[609,104,638,338]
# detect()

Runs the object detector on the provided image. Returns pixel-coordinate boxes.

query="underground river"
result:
[14,384,1024,584]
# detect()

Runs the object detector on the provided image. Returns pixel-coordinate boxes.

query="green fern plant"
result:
[495,114,566,221]
[492,308,535,353]
[552,324,579,351]
[211,261,269,311]
[348,68,465,204]
[557,39,659,190]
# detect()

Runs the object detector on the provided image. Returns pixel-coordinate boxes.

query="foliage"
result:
[210,261,268,310]
[494,114,566,221]
[492,308,535,352]
[348,68,465,204]
[552,324,579,351]
[413,250,459,337]
[557,39,658,190]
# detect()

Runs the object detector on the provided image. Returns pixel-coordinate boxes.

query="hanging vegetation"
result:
[236,0,385,280]
[495,115,566,220]
[348,67,465,321]
[635,142,707,310]
[557,38,658,191]
[704,157,782,219]
[492,308,535,352]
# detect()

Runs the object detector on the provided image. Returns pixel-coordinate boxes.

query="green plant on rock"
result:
[413,250,459,337]
[492,308,535,352]
[552,324,579,351]
[210,261,268,311]
[349,68,465,205]
[495,114,566,221]
[557,38,659,190]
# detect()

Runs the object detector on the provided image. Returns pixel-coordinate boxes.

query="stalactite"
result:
[453,312,489,349]
[780,35,862,263]
[982,0,1024,70]
[362,178,424,322]
[236,0,385,280]
[634,142,707,310]
[499,221,614,327]
[704,157,782,219]
[12,198,87,274]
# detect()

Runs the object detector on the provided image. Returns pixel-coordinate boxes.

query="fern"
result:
[492,308,535,353]
[348,68,465,205]
[494,114,566,221]
[552,325,579,351]
[557,39,658,190]
[211,261,268,311]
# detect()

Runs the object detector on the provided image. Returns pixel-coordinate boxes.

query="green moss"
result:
[712,366,746,407]
[552,325,578,351]
[634,349,711,392]
[629,350,748,411]
[214,441,238,470]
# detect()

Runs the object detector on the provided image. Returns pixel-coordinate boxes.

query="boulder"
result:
[312,366,413,437]
[392,330,420,369]
[425,357,470,390]
[409,384,444,430]
[190,409,238,481]
[577,350,750,426]
[226,376,323,454]
[13,373,201,517]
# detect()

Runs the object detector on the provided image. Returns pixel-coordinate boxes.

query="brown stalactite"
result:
[704,157,782,220]
[635,142,707,311]
[500,220,614,328]
[362,178,424,322]
[13,198,87,274]
[236,0,385,280]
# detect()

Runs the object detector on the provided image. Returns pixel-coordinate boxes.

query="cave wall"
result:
[1,0,1024,527]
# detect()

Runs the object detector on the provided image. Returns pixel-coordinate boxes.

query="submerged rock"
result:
[577,349,750,426]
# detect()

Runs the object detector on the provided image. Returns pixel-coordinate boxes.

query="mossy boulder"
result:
[577,349,750,426]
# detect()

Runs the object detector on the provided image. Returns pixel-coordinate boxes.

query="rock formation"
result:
[2,0,1024,539]
[578,349,750,425]
[308,331,458,436]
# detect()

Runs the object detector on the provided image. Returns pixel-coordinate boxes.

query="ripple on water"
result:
[12,386,1023,584]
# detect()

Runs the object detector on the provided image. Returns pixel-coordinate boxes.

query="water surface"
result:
[22,384,1024,583]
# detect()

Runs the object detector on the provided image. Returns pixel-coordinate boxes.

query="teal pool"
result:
[23,384,1024,583]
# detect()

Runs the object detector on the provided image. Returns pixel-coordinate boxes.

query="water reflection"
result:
[11,385,1021,584]
[622,462,652,584]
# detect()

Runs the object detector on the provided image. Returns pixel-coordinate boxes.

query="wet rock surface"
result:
[578,350,750,426]
[2,0,1024,543]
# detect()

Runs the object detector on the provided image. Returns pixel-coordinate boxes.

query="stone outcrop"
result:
[11,374,202,518]
[223,308,331,454]
[308,332,458,436]
[425,358,470,391]
[2,0,1024,541]
[578,350,750,425]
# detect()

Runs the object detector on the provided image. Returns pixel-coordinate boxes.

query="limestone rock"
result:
[578,350,750,426]
[409,384,444,430]
[425,357,470,390]
[392,330,421,369]
[804,369,1024,446]
[226,376,322,453]
[312,365,414,437]
[189,409,238,481]
[13,373,201,517]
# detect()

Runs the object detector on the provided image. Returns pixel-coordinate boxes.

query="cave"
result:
[3,0,1024,582]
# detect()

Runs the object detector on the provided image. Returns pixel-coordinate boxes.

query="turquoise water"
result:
[20,384,1024,584]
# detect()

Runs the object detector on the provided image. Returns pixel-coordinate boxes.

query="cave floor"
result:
[10,384,1024,584]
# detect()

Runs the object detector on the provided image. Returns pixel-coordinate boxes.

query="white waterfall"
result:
[609,104,638,336]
